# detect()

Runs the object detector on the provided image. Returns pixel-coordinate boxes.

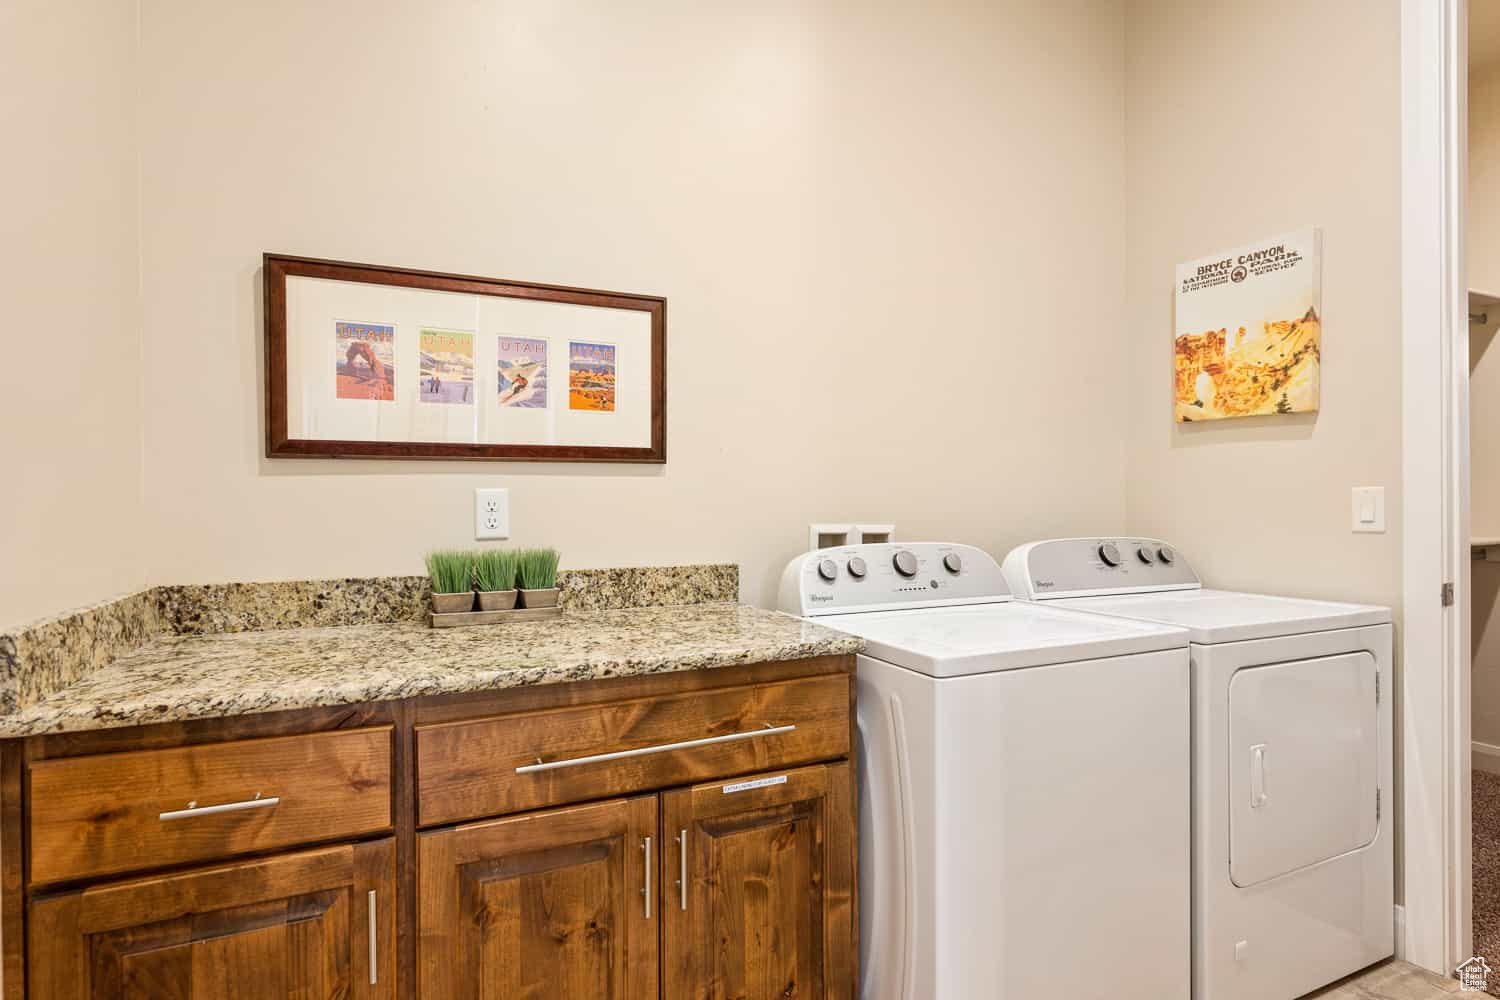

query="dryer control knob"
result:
[817,558,838,582]
[847,556,868,579]
[1098,542,1123,567]
[1136,545,1157,565]
[893,550,919,577]
[942,553,963,574]
[1158,546,1175,565]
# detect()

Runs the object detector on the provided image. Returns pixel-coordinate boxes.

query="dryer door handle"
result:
[1250,743,1269,808]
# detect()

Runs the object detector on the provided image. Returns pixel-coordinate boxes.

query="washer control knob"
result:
[847,556,868,579]
[1158,546,1175,565]
[817,558,838,582]
[893,550,919,577]
[1136,545,1157,565]
[942,553,963,574]
[1098,542,1123,567]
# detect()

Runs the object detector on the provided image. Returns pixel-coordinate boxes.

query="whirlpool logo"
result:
[809,593,834,603]
[1035,579,1055,590]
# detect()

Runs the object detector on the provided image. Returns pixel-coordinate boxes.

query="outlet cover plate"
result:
[1351,486,1385,533]
[475,488,510,540]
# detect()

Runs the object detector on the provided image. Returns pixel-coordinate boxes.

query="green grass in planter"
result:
[474,549,519,592]
[517,548,560,590]
[425,550,475,594]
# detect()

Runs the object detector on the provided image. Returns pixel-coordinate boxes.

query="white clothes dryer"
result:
[1002,537,1394,1000]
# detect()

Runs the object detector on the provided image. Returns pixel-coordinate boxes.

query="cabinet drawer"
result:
[416,674,850,825]
[29,726,393,886]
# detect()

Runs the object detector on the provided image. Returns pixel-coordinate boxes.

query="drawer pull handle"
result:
[642,836,653,919]
[368,889,378,985]
[676,828,688,911]
[515,723,797,774]
[158,792,280,821]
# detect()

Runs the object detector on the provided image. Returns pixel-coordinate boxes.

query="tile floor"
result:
[1306,961,1464,999]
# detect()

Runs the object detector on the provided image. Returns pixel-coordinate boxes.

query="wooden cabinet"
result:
[28,727,393,885]
[417,796,659,1000]
[418,766,855,1000]
[2,656,856,1000]
[27,839,395,999]
[662,763,855,1000]
[416,675,850,825]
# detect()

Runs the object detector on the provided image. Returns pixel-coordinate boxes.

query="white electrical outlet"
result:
[474,488,510,540]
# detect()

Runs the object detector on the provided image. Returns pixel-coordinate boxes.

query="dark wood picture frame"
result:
[264,253,666,463]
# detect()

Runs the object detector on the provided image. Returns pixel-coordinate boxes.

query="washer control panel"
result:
[1001,537,1200,601]
[777,542,1009,616]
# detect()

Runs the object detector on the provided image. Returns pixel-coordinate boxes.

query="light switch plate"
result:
[1351,486,1385,533]
[475,488,510,540]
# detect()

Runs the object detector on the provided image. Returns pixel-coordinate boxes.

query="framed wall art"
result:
[1173,227,1322,422]
[264,254,666,462]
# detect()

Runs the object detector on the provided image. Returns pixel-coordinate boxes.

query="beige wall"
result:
[1469,63,1500,745]
[1123,0,1404,892]
[1122,0,1402,609]
[0,0,144,630]
[134,0,1131,607]
[1472,65,1500,298]
[3,1,1410,625]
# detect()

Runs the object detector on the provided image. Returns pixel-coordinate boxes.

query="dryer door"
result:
[1228,651,1379,888]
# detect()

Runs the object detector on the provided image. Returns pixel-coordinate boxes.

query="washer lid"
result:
[813,602,1188,678]
[1054,589,1391,644]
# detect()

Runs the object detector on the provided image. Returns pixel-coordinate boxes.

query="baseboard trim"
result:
[1473,741,1500,775]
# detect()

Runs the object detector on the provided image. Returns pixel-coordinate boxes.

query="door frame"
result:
[1400,0,1472,975]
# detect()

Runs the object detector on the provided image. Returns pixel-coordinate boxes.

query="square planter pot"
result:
[519,587,560,609]
[431,591,475,614]
[477,590,518,611]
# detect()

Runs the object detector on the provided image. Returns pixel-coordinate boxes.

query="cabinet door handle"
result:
[675,828,688,911]
[159,792,279,821]
[516,724,797,774]
[1250,744,1268,808]
[642,836,653,919]
[367,889,378,985]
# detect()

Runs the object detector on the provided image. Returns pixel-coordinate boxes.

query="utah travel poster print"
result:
[568,340,616,412]
[1173,228,1322,422]
[419,329,475,405]
[497,336,547,408]
[334,322,395,401]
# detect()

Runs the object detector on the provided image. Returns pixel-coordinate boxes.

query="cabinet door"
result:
[418,795,658,1000]
[663,762,856,1000]
[28,839,395,999]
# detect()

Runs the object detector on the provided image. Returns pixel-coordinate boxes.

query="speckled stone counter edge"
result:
[0,591,160,714]
[0,564,737,712]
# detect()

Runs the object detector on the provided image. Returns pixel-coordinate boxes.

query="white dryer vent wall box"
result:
[807,523,895,551]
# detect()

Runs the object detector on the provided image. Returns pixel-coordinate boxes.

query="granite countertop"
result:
[0,603,863,738]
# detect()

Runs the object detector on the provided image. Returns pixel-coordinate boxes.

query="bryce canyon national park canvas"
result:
[1174,228,1323,422]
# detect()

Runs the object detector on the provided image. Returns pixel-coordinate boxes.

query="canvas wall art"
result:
[265,255,665,462]
[1173,228,1323,422]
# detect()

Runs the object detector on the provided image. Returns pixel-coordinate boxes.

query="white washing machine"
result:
[1001,537,1393,1000]
[778,542,1192,1000]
